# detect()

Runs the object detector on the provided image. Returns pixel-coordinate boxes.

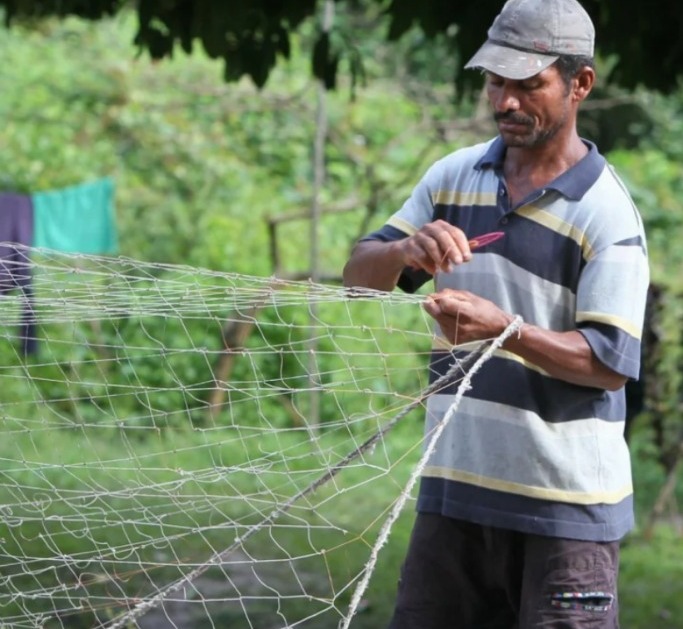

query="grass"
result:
[0,383,681,628]
[619,422,683,629]
[0,402,427,627]
[620,526,683,629]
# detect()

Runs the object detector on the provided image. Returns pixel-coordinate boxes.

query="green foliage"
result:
[0,10,473,309]
[606,87,683,481]
[0,10,682,629]
[4,0,683,95]
[608,86,683,277]
[620,526,683,629]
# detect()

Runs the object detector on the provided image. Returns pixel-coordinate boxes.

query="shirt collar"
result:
[474,136,606,201]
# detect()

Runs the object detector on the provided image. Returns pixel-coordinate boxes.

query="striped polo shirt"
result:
[363,137,649,541]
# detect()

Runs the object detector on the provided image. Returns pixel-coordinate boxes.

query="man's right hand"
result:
[343,221,473,291]
[399,220,472,275]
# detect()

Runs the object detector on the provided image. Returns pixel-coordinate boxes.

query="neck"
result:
[500,131,588,207]
[504,131,588,182]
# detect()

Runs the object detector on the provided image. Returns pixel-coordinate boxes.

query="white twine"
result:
[339,315,524,629]
[105,314,523,629]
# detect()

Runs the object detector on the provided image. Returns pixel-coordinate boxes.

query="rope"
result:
[104,318,522,629]
[339,315,524,629]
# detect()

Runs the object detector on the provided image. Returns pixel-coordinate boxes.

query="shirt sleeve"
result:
[360,164,441,293]
[576,235,649,379]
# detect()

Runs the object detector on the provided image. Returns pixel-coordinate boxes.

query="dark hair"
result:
[554,55,595,88]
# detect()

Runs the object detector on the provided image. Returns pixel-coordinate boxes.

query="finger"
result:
[431,294,465,316]
[406,222,472,274]
[427,223,472,270]
[422,296,442,317]
[415,230,455,273]
[402,239,438,275]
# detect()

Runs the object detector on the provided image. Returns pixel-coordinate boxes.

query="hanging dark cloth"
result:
[0,193,37,356]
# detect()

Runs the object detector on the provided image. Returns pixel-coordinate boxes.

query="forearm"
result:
[342,240,408,291]
[343,220,476,291]
[423,290,626,391]
[503,323,627,391]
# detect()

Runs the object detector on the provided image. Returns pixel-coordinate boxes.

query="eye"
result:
[520,79,543,91]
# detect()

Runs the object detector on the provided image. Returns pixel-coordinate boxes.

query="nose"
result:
[492,85,520,113]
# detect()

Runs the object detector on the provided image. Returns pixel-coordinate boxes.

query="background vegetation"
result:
[0,5,682,628]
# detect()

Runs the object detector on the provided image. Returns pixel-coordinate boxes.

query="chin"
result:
[500,132,546,149]
[500,135,531,148]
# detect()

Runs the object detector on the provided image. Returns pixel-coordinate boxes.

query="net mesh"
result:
[0,245,518,628]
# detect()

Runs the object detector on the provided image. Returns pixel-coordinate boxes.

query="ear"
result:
[573,66,595,103]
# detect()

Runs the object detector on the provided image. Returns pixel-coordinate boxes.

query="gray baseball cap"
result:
[464,0,595,80]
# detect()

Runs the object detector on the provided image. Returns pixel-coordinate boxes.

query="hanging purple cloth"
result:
[0,193,37,356]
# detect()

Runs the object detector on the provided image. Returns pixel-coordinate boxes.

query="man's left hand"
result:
[423,289,513,345]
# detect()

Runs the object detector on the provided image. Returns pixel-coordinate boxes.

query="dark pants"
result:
[388,513,620,629]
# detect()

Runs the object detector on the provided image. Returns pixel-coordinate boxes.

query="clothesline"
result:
[0,177,119,356]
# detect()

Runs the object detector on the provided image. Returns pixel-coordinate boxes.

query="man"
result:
[342,0,649,627]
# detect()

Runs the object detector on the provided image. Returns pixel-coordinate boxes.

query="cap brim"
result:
[464,41,558,80]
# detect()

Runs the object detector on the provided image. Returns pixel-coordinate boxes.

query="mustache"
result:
[493,112,534,125]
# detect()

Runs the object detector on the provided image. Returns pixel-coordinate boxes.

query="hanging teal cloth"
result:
[32,178,118,254]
